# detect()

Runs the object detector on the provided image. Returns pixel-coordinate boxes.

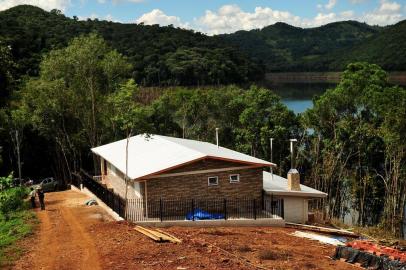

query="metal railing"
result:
[126,195,284,222]
[92,175,103,182]
[81,175,126,218]
[72,171,284,223]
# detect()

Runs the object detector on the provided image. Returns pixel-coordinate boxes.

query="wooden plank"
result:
[134,226,162,242]
[285,222,357,237]
[140,227,179,243]
[134,225,182,244]
[156,229,182,243]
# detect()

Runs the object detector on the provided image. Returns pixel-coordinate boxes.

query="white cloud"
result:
[340,10,355,17]
[379,0,401,12]
[78,12,98,20]
[112,0,144,4]
[105,14,114,21]
[195,5,303,35]
[192,3,405,35]
[362,0,404,25]
[325,0,337,10]
[135,9,189,28]
[193,5,346,34]
[0,0,71,11]
[349,0,366,4]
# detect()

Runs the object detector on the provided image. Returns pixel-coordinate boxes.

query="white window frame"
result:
[208,176,219,186]
[229,174,240,183]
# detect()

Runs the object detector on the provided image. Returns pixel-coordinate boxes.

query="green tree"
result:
[0,42,16,107]
[107,79,149,201]
[302,62,405,235]
[235,86,299,173]
[20,34,132,179]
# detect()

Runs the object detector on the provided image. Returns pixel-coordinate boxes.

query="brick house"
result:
[91,134,274,202]
[91,134,327,223]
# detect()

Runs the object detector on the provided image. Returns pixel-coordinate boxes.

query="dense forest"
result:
[1,5,406,88]
[0,5,262,87]
[0,5,405,237]
[220,20,406,72]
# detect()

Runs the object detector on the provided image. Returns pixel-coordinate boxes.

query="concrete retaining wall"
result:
[133,218,285,228]
[71,185,124,221]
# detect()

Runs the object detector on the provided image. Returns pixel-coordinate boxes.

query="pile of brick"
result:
[333,240,406,269]
[346,240,406,263]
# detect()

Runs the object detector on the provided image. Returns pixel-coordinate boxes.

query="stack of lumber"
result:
[285,222,357,237]
[134,225,182,243]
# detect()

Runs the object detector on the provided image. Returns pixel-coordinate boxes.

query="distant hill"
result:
[218,21,383,71]
[0,5,262,86]
[326,20,406,71]
[1,5,405,86]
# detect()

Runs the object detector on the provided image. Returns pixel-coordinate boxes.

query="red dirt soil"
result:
[10,190,358,270]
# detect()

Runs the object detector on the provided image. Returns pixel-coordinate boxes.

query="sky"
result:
[0,0,405,34]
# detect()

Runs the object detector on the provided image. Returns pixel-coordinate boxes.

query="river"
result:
[266,71,406,114]
[266,83,335,114]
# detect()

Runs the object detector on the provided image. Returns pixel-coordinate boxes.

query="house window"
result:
[208,176,218,186]
[229,174,240,183]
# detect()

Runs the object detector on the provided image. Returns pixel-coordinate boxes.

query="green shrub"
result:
[0,174,13,191]
[0,187,28,217]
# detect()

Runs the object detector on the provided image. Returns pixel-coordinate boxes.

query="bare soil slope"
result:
[11,189,357,270]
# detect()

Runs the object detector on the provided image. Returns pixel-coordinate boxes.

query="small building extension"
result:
[263,171,327,223]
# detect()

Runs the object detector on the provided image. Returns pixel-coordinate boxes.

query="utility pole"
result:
[215,128,219,148]
[270,138,274,178]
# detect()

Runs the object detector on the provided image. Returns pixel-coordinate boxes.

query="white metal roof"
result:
[263,171,327,198]
[91,134,275,180]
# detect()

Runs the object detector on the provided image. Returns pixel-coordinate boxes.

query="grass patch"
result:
[0,209,37,267]
[203,228,238,236]
[258,249,290,261]
[237,245,252,252]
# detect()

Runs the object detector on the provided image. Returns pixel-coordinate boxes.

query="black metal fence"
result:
[126,195,284,222]
[73,172,126,218]
[73,172,284,223]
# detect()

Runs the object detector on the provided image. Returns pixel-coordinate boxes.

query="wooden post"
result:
[281,199,284,219]
[191,199,195,221]
[159,197,163,222]
[145,181,148,219]
[224,199,227,220]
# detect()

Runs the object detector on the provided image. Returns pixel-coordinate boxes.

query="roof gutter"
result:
[264,190,328,198]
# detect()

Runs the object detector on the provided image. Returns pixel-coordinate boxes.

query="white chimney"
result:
[288,139,300,191]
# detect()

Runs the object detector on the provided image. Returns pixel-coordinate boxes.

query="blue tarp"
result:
[186,208,225,220]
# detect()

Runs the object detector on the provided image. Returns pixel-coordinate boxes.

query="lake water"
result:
[265,83,336,114]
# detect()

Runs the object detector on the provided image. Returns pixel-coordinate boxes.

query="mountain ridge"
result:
[1,5,405,86]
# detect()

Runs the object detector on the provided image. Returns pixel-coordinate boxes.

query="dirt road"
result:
[12,189,357,270]
[12,190,112,270]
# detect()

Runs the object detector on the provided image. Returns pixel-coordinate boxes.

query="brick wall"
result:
[105,158,265,201]
[144,164,264,201]
[104,162,140,199]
